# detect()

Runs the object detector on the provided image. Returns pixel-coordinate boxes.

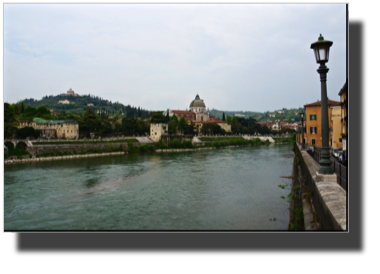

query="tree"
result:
[183,122,196,135]
[166,111,170,122]
[79,108,102,136]
[178,117,187,135]
[122,117,138,135]
[168,120,178,134]
[4,103,19,137]
[58,111,68,120]
[114,122,123,134]
[150,112,166,123]
[101,120,113,135]
[222,112,225,121]
[171,114,178,123]
[136,119,150,135]
[14,104,20,116]
[17,126,40,139]
[35,105,51,118]
[23,106,37,118]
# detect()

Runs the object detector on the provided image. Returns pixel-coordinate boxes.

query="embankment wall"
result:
[26,142,144,156]
[296,144,346,230]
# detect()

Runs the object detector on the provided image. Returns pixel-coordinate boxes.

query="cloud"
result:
[4,3,346,112]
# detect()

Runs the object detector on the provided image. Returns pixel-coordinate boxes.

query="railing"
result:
[308,147,347,190]
[331,160,347,190]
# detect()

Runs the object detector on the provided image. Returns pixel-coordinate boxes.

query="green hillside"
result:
[210,108,303,122]
[22,94,151,118]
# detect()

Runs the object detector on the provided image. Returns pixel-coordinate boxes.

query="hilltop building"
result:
[58,99,70,104]
[60,88,80,97]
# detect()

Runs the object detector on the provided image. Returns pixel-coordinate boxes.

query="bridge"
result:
[4,139,33,150]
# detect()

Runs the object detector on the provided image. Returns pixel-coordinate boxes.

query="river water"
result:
[4,144,294,230]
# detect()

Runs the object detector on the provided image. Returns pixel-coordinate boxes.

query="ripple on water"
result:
[4,144,294,230]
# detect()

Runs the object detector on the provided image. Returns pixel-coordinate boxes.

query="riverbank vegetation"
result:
[33,138,138,145]
[7,147,31,157]
[36,144,125,158]
[126,137,271,154]
[198,136,246,142]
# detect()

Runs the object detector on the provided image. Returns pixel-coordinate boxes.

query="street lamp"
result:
[300,109,305,149]
[310,34,333,174]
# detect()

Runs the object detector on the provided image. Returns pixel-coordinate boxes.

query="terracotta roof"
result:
[304,99,340,107]
[172,110,194,114]
[191,120,230,124]
[338,81,347,96]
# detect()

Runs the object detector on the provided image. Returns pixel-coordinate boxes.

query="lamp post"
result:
[300,110,305,149]
[310,34,333,174]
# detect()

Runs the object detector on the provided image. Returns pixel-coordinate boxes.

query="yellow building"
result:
[19,118,79,139]
[330,105,342,149]
[303,99,340,147]
[339,81,347,151]
[193,120,232,135]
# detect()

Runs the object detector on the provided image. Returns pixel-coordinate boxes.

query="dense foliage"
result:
[22,94,151,118]
[210,108,303,122]
[4,103,19,138]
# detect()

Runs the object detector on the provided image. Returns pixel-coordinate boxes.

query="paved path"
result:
[192,137,202,143]
[136,137,154,144]
[242,136,275,143]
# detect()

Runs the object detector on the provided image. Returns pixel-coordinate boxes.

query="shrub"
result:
[8,147,31,156]
[156,139,166,149]
[139,146,147,152]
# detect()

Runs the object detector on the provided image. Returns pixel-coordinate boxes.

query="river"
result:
[4,144,294,230]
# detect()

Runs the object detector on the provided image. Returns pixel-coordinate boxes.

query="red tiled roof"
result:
[191,120,230,124]
[338,81,347,96]
[172,110,194,114]
[304,99,340,107]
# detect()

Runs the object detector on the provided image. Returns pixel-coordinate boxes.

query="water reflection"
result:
[5,144,294,230]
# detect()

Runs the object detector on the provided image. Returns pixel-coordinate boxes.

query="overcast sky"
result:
[4,3,346,112]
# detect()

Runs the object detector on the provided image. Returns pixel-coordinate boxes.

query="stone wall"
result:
[161,134,194,146]
[26,142,144,156]
[150,123,168,142]
[296,144,346,230]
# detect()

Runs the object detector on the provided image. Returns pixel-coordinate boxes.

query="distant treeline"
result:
[22,94,151,119]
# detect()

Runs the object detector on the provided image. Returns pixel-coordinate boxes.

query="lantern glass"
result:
[319,46,326,61]
[313,49,319,63]
[311,34,333,64]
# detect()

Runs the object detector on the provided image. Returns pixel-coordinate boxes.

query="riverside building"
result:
[164,94,231,135]
[19,118,79,139]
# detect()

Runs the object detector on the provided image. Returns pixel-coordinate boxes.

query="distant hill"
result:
[22,94,151,118]
[210,108,303,122]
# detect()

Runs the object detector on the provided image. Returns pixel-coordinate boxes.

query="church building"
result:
[164,94,231,135]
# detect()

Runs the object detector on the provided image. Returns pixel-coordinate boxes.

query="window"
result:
[312,139,316,145]
[339,138,342,142]
[310,114,316,120]
[310,127,317,134]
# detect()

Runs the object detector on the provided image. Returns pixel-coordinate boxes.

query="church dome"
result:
[190,94,206,108]
[67,88,74,95]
